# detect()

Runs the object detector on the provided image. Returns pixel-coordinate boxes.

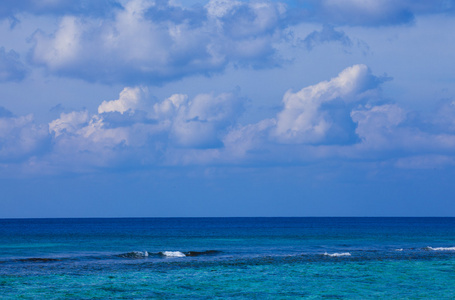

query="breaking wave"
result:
[425,246,455,251]
[323,252,351,257]
[160,251,186,257]
[116,250,222,259]
[117,251,149,259]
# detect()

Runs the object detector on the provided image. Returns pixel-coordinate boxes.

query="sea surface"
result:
[1,217,455,299]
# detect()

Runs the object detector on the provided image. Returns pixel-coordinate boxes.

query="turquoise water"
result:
[1,218,455,299]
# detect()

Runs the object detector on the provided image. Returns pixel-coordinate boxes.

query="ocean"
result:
[1,217,455,299]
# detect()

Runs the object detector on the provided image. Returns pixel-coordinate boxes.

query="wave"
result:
[323,252,351,257]
[160,251,186,258]
[425,246,455,251]
[116,250,222,259]
[116,251,149,259]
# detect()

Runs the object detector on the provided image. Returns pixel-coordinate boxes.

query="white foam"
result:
[132,251,148,257]
[162,251,186,257]
[426,246,455,251]
[323,252,351,257]
[395,248,403,251]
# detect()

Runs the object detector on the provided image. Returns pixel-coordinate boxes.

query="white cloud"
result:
[4,63,455,173]
[48,114,134,170]
[98,87,144,114]
[37,87,246,171]
[153,94,187,119]
[205,0,241,19]
[32,16,83,70]
[272,64,381,144]
[30,0,288,84]
[49,110,89,137]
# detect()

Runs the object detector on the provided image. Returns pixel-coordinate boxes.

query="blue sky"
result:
[1,0,455,217]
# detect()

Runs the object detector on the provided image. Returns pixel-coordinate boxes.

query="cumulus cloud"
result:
[41,87,245,171]
[169,92,244,148]
[272,64,385,144]
[30,0,288,85]
[0,47,27,82]
[23,0,455,86]
[47,109,163,171]
[98,87,145,114]
[4,64,455,173]
[49,110,89,137]
[49,114,134,169]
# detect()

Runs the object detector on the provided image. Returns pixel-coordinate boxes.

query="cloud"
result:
[315,0,414,26]
[98,87,145,114]
[222,118,275,161]
[49,110,90,137]
[30,0,288,85]
[49,114,134,170]
[351,104,406,149]
[349,103,455,161]
[169,92,244,148]
[4,64,455,174]
[40,88,245,172]
[302,0,455,26]
[303,24,352,50]
[0,47,27,82]
[0,0,121,20]
[24,0,455,87]
[0,111,50,162]
[272,64,385,144]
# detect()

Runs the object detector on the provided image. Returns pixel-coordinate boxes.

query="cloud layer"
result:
[29,0,288,84]
[0,0,451,85]
[2,64,455,175]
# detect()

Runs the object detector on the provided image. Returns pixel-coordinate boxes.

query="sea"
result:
[1,217,455,299]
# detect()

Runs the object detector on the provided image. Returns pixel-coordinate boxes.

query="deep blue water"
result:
[1,217,455,298]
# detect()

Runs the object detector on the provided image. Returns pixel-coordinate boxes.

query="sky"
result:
[1,0,455,218]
